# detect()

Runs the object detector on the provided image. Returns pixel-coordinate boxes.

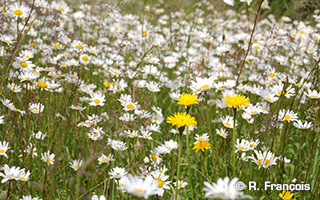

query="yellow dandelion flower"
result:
[279,190,294,200]
[103,82,113,88]
[224,94,250,111]
[192,141,211,152]
[177,93,199,109]
[167,112,197,128]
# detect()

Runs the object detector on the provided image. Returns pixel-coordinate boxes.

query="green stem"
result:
[186,126,190,163]
[235,0,264,88]
[112,178,115,200]
[176,133,182,200]
[186,125,194,200]
[232,109,237,177]
[311,132,320,191]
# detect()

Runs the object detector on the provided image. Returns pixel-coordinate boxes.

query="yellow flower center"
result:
[152,154,157,161]
[258,159,270,166]
[225,122,231,127]
[126,104,134,109]
[82,56,88,61]
[269,73,275,78]
[76,44,83,49]
[74,165,79,169]
[142,31,147,37]
[277,90,287,96]
[38,82,48,88]
[0,149,5,153]
[240,146,246,151]
[154,178,163,188]
[14,9,23,16]
[46,158,51,163]
[94,99,100,104]
[53,44,60,48]
[20,61,28,68]
[136,189,143,194]
[20,177,26,181]
[102,158,108,163]
[200,85,210,90]
[178,184,184,187]
[284,115,291,120]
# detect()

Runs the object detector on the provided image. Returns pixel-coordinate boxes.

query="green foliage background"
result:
[94,0,320,21]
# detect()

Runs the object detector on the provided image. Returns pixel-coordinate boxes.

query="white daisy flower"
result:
[0,141,10,158]
[203,177,252,199]
[41,151,55,165]
[89,93,105,106]
[69,159,83,171]
[123,175,158,199]
[250,150,278,169]
[293,120,313,129]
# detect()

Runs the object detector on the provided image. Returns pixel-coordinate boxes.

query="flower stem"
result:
[186,126,190,163]
[186,125,194,199]
[176,133,182,200]
[235,0,264,88]
[232,110,237,177]
[112,178,115,200]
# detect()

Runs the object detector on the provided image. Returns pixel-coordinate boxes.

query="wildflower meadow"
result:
[0,0,320,199]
